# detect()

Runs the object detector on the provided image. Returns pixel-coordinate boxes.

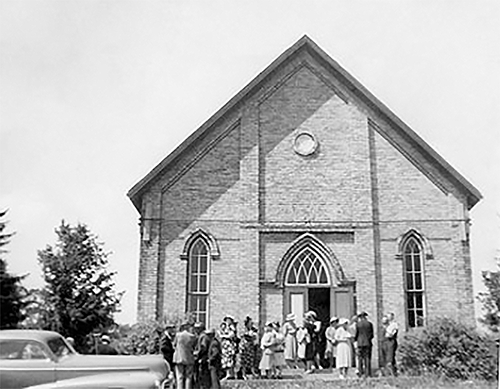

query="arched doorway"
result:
[278,234,355,326]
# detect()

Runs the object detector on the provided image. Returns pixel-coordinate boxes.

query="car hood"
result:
[59,353,169,376]
[24,371,166,389]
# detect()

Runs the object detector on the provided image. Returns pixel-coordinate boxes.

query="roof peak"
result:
[128,36,481,211]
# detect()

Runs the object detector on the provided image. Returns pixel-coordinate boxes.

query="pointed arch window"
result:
[403,236,426,328]
[285,248,329,286]
[187,238,209,325]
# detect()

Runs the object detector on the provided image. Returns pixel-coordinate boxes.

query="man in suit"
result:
[160,324,176,369]
[173,323,197,389]
[194,322,210,389]
[207,328,222,389]
[354,311,374,377]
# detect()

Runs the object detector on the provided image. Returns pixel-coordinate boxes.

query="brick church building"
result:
[128,36,481,354]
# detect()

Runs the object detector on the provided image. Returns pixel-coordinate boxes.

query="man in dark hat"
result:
[160,324,176,370]
[354,311,374,377]
[194,322,210,389]
[207,328,222,389]
[96,335,118,355]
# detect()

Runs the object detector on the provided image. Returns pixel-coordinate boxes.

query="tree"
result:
[20,288,53,330]
[37,221,122,352]
[0,210,26,329]
[478,256,500,332]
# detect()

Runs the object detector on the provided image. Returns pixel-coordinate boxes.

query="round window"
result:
[294,132,318,156]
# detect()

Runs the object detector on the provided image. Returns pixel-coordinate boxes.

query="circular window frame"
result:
[293,131,318,156]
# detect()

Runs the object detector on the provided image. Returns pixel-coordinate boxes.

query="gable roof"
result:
[128,35,482,212]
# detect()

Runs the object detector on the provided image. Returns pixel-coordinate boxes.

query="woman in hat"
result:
[283,313,298,369]
[258,321,275,379]
[271,321,285,379]
[219,316,238,379]
[348,315,359,373]
[303,311,317,373]
[325,317,338,369]
[295,324,308,369]
[335,318,353,379]
[238,316,258,379]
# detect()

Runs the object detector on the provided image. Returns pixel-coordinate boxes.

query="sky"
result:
[0,1,499,325]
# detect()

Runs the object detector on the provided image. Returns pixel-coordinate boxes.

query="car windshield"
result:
[47,336,75,359]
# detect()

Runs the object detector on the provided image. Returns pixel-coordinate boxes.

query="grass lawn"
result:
[221,375,498,389]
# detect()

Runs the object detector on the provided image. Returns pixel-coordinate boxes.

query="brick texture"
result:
[134,46,477,368]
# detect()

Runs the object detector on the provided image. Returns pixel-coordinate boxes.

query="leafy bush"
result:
[399,317,498,381]
[115,314,186,355]
[115,320,164,355]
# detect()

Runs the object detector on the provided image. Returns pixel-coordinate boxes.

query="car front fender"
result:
[24,370,172,389]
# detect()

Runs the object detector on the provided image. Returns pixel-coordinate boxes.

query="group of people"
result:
[158,311,399,388]
[256,310,371,379]
[159,315,263,389]
[257,310,399,379]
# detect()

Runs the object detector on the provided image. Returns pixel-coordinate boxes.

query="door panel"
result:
[0,359,56,388]
[331,287,354,319]
[0,340,56,389]
[290,292,306,327]
[286,286,355,325]
[285,288,307,326]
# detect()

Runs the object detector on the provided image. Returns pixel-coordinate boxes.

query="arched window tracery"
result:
[285,247,330,286]
[403,235,426,328]
[187,237,209,325]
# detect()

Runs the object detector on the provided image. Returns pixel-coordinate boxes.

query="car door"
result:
[0,339,56,389]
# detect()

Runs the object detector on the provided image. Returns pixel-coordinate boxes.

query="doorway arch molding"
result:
[275,233,347,288]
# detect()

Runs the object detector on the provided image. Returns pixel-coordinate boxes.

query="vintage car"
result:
[0,330,173,389]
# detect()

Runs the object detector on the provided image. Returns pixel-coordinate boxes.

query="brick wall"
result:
[135,47,476,361]
[374,128,474,328]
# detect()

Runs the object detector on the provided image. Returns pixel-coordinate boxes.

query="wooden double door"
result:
[285,285,355,326]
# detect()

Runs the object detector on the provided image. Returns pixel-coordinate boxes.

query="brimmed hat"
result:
[101,335,110,343]
[285,313,296,321]
[339,318,349,325]
[330,316,339,323]
[358,311,368,318]
[223,315,235,323]
[265,321,274,327]
[305,310,317,319]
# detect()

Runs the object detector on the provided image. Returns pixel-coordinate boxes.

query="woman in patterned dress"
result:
[219,316,238,379]
[271,321,286,379]
[238,316,258,379]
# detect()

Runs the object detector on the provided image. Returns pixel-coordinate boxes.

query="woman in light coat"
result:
[283,313,298,368]
[258,322,275,378]
[325,317,338,369]
[295,325,308,369]
[335,318,353,379]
